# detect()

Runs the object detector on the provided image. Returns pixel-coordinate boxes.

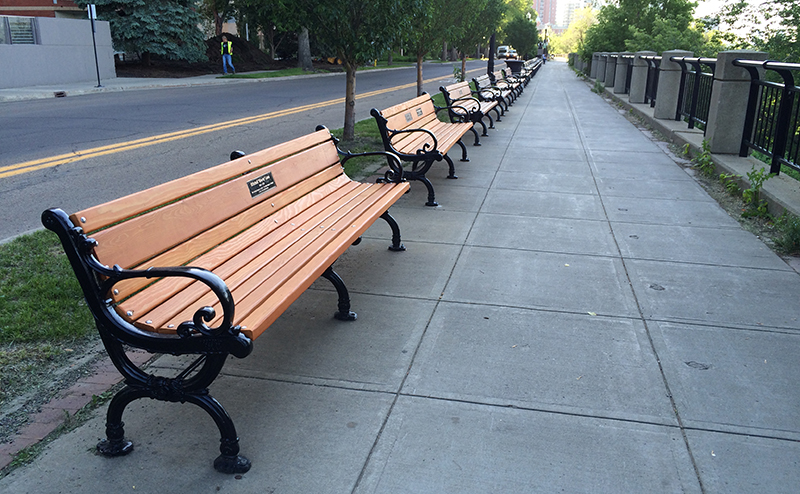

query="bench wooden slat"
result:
[112,165,346,301]
[91,141,341,272]
[138,182,405,340]
[117,174,358,319]
[72,130,332,234]
[126,180,367,329]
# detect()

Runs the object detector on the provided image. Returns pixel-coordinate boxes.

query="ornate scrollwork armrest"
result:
[435,104,473,123]
[388,127,440,154]
[87,257,238,339]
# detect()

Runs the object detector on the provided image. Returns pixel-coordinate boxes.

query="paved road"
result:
[0,61,485,242]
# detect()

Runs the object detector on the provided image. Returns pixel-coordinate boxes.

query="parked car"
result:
[508,49,518,60]
[497,45,510,59]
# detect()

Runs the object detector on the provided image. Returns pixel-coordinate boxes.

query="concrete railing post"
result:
[590,53,600,79]
[596,53,608,83]
[705,50,769,154]
[605,53,618,87]
[629,51,656,103]
[614,53,632,94]
[654,49,692,119]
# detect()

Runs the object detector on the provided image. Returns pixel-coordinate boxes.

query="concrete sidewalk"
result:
[1,61,799,493]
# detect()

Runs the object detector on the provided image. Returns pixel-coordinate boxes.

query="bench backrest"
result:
[73,128,347,302]
[373,94,442,155]
[441,81,473,101]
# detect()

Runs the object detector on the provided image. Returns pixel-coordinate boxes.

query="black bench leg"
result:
[96,335,251,474]
[381,211,406,251]
[419,175,439,206]
[478,118,490,135]
[493,106,502,122]
[444,154,459,179]
[470,126,482,146]
[322,266,357,321]
[456,141,469,162]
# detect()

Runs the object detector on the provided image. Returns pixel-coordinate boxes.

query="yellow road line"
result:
[1,68,484,179]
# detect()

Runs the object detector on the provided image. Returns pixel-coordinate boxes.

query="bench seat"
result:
[372,94,476,206]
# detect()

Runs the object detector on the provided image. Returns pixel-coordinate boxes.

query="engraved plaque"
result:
[416,108,423,117]
[405,112,413,122]
[247,172,277,198]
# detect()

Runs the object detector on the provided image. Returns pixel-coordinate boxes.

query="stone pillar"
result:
[596,53,607,83]
[576,57,583,71]
[605,53,618,87]
[614,53,632,94]
[654,50,692,119]
[590,53,600,79]
[705,50,769,154]
[629,51,656,103]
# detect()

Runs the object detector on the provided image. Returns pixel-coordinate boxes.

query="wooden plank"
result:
[92,141,341,271]
[120,177,361,326]
[72,129,332,233]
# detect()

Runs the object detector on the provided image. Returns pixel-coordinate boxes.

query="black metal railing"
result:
[736,59,800,175]
[672,57,716,133]
[642,56,662,107]
[623,54,634,94]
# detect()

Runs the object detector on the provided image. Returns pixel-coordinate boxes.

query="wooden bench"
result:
[492,69,524,98]
[439,80,503,136]
[473,73,514,112]
[41,126,409,474]
[371,93,477,207]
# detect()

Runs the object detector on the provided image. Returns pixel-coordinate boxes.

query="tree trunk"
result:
[343,62,357,141]
[267,25,276,61]
[298,27,313,71]
[461,53,467,82]
[388,50,393,66]
[416,54,424,96]
[141,52,151,66]
[441,41,447,62]
[214,12,223,36]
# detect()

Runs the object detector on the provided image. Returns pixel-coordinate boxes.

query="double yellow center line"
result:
[1,68,481,180]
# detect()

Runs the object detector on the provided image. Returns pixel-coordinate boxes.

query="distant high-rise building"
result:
[534,0,559,28]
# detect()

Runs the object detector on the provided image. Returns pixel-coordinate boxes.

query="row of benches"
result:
[42,60,543,474]
[372,59,543,206]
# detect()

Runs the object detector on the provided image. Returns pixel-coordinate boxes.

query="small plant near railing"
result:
[774,213,800,255]
[591,80,604,94]
[719,172,742,195]
[741,165,776,218]
[691,139,716,177]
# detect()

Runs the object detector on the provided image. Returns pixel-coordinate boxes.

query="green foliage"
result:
[298,0,403,139]
[503,14,539,59]
[742,166,776,218]
[591,80,605,94]
[719,173,742,195]
[773,214,800,255]
[75,0,207,62]
[692,139,716,177]
[718,0,799,63]
[550,7,595,56]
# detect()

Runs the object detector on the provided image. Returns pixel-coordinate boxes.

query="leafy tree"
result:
[236,0,300,60]
[74,0,207,64]
[200,0,236,37]
[503,13,539,59]
[406,0,478,96]
[580,0,697,60]
[450,0,506,78]
[298,0,402,140]
[550,6,596,55]
[718,0,799,62]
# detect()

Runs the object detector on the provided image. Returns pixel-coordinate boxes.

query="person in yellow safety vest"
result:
[221,35,235,75]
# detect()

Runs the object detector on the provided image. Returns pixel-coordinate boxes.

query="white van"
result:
[497,45,510,59]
